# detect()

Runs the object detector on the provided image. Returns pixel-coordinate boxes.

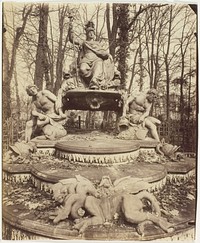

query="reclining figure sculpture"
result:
[50,175,174,236]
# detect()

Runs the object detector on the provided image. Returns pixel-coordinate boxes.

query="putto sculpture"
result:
[118,89,161,141]
[25,85,67,141]
[50,175,174,236]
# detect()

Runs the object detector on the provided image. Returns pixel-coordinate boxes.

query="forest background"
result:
[2,2,197,152]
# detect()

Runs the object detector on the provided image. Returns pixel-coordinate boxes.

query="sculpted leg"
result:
[80,63,91,78]
[122,194,147,223]
[74,196,105,233]
[41,124,56,140]
[37,117,50,127]
[136,220,152,236]
[25,120,35,142]
[36,117,56,140]
[122,194,174,234]
[144,118,160,141]
[148,116,161,125]
[41,122,67,140]
[144,212,174,233]
[90,61,104,89]
[53,194,86,223]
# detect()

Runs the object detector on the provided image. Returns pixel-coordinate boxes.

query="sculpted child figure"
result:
[25,85,67,142]
[123,88,161,141]
[50,176,174,236]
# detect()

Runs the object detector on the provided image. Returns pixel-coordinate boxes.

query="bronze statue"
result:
[68,21,114,89]
[25,85,67,142]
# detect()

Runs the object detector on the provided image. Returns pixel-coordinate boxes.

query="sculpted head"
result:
[26,85,39,96]
[85,21,95,40]
[146,88,158,103]
[51,184,68,203]
[99,176,113,188]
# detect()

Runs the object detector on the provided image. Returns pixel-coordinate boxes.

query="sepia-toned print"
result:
[2,2,198,241]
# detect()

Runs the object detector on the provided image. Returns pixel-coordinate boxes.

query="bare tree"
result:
[3,4,33,119]
[175,7,196,123]
[34,4,50,90]
[116,4,130,87]
[53,5,70,94]
[2,28,11,120]
[106,3,119,59]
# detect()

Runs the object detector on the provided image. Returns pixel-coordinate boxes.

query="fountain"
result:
[2,20,196,241]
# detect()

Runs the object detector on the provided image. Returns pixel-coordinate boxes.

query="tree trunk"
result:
[117,4,130,88]
[54,6,69,94]
[138,21,144,92]
[106,3,118,59]
[2,32,11,120]
[165,6,173,121]
[34,4,50,90]
[3,5,32,120]
[13,67,21,140]
[128,48,139,92]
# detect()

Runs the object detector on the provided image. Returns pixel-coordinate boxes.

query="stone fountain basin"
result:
[2,135,196,241]
[2,196,195,240]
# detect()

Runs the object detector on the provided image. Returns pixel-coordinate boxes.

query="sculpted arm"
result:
[56,89,63,111]
[57,80,68,98]
[139,102,151,121]
[84,42,109,60]
[68,24,81,46]
[55,81,69,113]
[122,95,135,116]
[30,102,46,120]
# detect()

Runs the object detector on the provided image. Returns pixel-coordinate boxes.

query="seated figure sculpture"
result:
[68,21,114,89]
[119,89,161,141]
[25,85,67,142]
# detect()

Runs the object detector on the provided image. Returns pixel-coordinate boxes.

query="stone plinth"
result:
[55,139,140,165]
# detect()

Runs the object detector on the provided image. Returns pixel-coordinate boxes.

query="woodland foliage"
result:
[2,3,197,125]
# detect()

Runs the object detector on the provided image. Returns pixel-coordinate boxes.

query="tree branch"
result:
[128,4,168,29]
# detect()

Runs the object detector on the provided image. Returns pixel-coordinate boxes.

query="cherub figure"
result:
[120,89,161,141]
[25,85,67,142]
[50,176,174,236]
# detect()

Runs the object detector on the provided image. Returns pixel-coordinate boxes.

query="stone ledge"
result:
[3,162,167,187]
[2,205,195,241]
[55,139,141,154]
